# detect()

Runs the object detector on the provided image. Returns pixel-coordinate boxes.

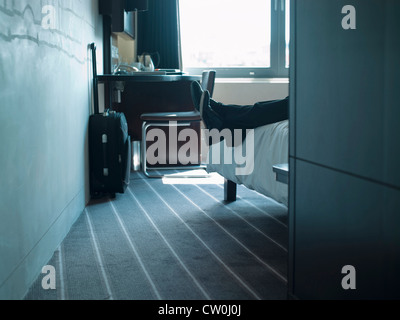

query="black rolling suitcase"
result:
[89,43,131,198]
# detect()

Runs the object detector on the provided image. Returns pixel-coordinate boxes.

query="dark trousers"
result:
[212,96,289,130]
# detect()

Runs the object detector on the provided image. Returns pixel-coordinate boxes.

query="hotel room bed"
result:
[206,120,289,207]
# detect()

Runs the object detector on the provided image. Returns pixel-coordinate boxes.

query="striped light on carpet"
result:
[24,171,288,300]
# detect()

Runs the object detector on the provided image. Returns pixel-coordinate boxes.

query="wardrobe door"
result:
[289,0,400,299]
[294,160,400,299]
[296,0,388,183]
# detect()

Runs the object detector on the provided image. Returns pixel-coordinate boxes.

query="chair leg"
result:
[141,121,150,177]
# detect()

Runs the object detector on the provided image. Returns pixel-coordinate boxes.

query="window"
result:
[178,0,290,78]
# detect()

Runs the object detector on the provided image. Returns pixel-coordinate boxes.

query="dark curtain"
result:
[137,0,180,69]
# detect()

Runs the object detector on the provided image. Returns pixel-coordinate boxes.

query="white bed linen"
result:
[206,120,289,207]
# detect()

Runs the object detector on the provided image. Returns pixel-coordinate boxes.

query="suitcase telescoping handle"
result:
[90,42,100,115]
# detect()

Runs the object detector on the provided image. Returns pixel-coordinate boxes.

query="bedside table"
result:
[273,163,289,185]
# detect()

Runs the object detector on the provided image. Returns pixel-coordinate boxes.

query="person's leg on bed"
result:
[191,81,289,130]
[199,90,253,147]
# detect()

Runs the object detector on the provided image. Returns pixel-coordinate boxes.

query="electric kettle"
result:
[138,53,155,72]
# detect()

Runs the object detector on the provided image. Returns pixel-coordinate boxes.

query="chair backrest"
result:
[201,70,216,98]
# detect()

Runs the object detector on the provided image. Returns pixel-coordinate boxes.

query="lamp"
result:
[125,0,148,12]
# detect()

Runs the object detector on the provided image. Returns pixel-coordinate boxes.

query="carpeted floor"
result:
[24,170,288,300]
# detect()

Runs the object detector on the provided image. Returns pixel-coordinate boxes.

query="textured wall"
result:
[0,0,102,299]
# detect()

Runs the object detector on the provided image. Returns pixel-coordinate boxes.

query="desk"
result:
[97,74,201,140]
[97,74,199,83]
[97,74,202,167]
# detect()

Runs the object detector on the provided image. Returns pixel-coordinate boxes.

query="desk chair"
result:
[141,70,216,178]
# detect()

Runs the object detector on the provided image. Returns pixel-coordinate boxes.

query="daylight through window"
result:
[179,0,289,78]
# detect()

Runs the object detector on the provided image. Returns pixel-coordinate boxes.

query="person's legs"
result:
[212,97,289,130]
[191,81,289,131]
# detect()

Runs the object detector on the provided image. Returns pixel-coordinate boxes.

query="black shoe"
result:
[190,81,203,111]
[199,90,224,131]
[200,91,229,146]
[191,80,222,113]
